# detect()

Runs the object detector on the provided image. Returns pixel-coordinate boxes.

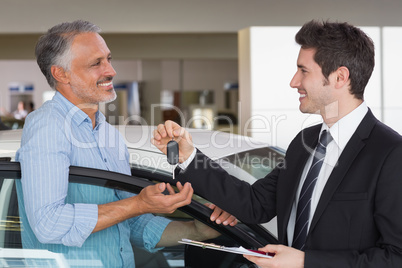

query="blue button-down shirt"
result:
[16,91,170,267]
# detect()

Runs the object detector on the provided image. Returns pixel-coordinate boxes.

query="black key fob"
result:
[167,140,179,165]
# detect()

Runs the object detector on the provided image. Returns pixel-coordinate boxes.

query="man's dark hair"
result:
[295,20,375,100]
[35,20,101,89]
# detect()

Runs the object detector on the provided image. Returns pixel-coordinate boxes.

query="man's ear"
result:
[334,66,350,89]
[51,66,69,85]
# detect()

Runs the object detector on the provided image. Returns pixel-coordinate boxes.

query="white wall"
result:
[383,27,402,135]
[238,27,304,149]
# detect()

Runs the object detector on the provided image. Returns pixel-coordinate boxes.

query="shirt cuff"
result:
[178,147,197,171]
[61,203,98,247]
[143,216,171,252]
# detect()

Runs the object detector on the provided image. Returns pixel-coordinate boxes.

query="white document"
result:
[178,238,274,258]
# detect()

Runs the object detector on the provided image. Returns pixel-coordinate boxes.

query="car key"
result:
[167,138,179,179]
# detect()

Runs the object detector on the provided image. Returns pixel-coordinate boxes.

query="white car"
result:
[116,125,284,183]
[0,126,283,268]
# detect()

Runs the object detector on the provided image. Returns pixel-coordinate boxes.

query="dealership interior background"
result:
[0,0,401,149]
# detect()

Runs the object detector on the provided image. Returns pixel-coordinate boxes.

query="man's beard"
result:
[70,75,116,104]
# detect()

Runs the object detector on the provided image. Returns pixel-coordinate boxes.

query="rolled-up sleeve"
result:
[129,213,171,252]
[116,189,171,252]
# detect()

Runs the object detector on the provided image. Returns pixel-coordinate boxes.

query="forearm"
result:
[156,220,219,248]
[94,195,144,233]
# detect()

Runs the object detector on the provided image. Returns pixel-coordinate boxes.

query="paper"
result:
[178,238,274,258]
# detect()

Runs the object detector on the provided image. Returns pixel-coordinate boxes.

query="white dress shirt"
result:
[287,102,368,245]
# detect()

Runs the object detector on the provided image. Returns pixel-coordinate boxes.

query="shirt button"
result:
[104,158,107,162]
[120,247,123,252]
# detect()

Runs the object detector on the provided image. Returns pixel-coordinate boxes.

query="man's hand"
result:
[193,203,238,240]
[172,181,237,227]
[205,203,238,226]
[94,182,193,233]
[137,182,193,214]
[243,244,305,268]
[151,120,195,163]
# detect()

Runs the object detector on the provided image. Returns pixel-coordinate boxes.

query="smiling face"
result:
[290,48,335,115]
[65,32,117,105]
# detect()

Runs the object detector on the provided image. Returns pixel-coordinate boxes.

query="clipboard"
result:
[178,238,274,258]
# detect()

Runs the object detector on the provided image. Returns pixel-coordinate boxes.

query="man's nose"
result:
[105,62,117,77]
[290,72,300,88]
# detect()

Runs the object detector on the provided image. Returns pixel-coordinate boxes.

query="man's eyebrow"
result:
[297,64,306,69]
[90,53,112,63]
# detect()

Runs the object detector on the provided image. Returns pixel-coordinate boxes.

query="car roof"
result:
[117,125,271,159]
[0,126,272,160]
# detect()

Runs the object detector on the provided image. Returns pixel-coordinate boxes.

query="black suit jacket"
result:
[177,110,402,267]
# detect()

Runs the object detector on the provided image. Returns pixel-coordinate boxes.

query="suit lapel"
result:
[308,110,377,234]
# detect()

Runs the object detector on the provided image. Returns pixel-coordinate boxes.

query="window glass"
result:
[224,147,285,179]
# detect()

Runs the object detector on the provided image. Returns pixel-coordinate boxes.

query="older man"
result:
[16,20,235,267]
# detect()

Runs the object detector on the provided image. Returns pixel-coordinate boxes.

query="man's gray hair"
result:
[35,20,101,89]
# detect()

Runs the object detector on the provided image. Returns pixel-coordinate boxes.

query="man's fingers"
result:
[139,182,194,215]
[259,244,279,253]
[166,183,176,195]
[223,215,238,226]
[215,211,232,225]
[165,120,179,138]
[184,183,194,201]
[205,204,238,226]
[176,181,184,191]
[208,204,221,222]
[173,125,189,144]
[182,182,194,198]
[168,182,193,206]
[157,183,166,192]
[152,128,161,141]
[156,123,168,139]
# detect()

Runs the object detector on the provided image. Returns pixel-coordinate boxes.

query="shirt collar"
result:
[94,110,106,130]
[53,91,105,128]
[321,101,368,152]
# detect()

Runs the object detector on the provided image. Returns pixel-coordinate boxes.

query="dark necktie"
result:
[292,130,333,251]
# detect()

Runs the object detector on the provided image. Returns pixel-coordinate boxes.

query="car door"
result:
[0,161,278,268]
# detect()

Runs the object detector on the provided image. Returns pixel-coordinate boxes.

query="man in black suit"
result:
[152,20,402,267]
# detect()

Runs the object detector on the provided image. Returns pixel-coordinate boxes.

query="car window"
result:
[224,147,285,179]
[0,163,277,268]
